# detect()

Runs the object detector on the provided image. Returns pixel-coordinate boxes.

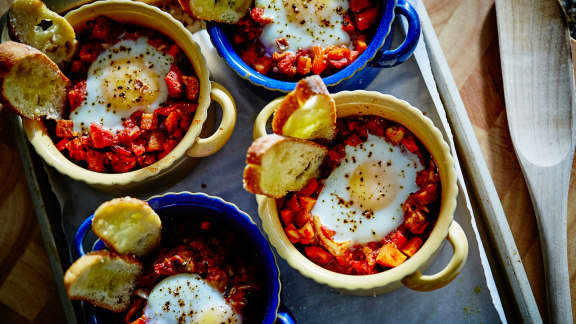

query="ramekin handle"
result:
[187,82,237,157]
[276,304,297,324]
[402,221,468,291]
[253,98,283,139]
[372,0,421,67]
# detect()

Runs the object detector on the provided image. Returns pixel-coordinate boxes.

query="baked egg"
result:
[71,36,174,134]
[144,273,241,324]
[255,0,352,52]
[313,133,424,245]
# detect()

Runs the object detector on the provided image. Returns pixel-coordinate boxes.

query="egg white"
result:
[312,134,425,244]
[71,37,174,134]
[255,0,352,53]
[144,273,242,324]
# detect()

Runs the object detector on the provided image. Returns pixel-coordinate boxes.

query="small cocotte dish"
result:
[253,90,469,294]
[74,192,296,324]
[207,0,421,92]
[16,0,236,188]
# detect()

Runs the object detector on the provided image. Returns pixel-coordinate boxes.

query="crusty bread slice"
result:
[92,197,162,258]
[64,251,143,312]
[0,41,69,120]
[178,0,251,23]
[8,0,77,66]
[244,134,328,198]
[272,75,337,142]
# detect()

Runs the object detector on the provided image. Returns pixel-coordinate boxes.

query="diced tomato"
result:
[280,209,296,225]
[355,7,379,31]
[284,224,300,243]
[355,35,368,53]
[89,123,115,149]
[164,111,181,132]
[55,120,74,138]
[147,37,169,52]
[130,140,147,156]
[147,131,164,151]
[305,246,333,266]
[404,210,429,234]
[91,16,115,41]
[321,225,336,238]
[141,113,158,130]
[154,106,176,117]
[86,149,106,172]
[285,195,300,211]
[179,116,191,131]
[299,196,316,214]
[108,151,137,173]
[253,56,274,75]
[68,138,86,161]
[55,138,70,151]
[182,75,200,101]
[165,65,184,98]
[137,153,156,167]
[376,242,407,267]
[111,145,132,157]
[298,178,319,196]
[250,7,273,25]
[342,13,356,33]
[167,44,180,57]
[348,50,360,62]
[401,237,423,257]
[365,118,385,136]
[296,55,312,75]
[416,167,439,187]
[311,46,327,75]
[78,42,101,63]
[173,102,198,114]
[412,183,439,205]
[344,133,362,146]
[276,52,297,77]
[326,47,350,61]
[329,57,349,69]
[298,222,315,244]
[350,0,371,13]
[401,135,419,153]
[163,139,178,153]
[117,126,141,145]
[241,46,259,66]
[68,81,87,112]
[350,260,371,274]
[388,230,408,249]
[385,126,405,144]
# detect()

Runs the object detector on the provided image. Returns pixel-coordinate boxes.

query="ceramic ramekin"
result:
[20,0,237,188]
[253,91,468,294]
[74,192,296,324]
[207,0,421,92]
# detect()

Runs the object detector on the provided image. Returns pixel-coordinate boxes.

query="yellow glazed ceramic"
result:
[21,0,236,188]
[254,91,468,294]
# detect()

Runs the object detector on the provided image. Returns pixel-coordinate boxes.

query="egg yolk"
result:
[348,160,399,211]
[101,58,160,110]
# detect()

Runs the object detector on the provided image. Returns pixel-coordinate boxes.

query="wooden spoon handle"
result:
[524,164,573,323]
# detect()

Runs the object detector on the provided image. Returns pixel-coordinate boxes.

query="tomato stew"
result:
[278,116,441,275]
[48,17,200,173]
[126,214,266,324]
[229,0,381,80]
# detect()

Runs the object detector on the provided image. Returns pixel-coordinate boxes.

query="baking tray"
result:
[8,0,538,323]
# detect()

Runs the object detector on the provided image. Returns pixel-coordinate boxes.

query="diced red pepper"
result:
[298,222,315,244]
[356,7,379,31]
[385,126,405,144]
[68,138,86,161]
[164,111,181,133]
[376,242,407,267]
[365,118,385,136]
[412,183,439,205]
[141,113,158,130]
[111,145,132,157]
[296,55,312,75]
[117,126,141,145]
[311,46,327,75]
[342,13,356,33]
[131,140,147,156]
[401,237,423,257]
[86,149,106,172]
[173,102,198,114]
[321,225,336,238]
[404,210,429,234]
[276,52,297,77]
[280,209,296,225]
[137,154,156,167]
[350,0,372,13]
[165,65,184,98]
[329,57,349,69]
[388,230,408,249]
[286,195,300,211]
[401,135,419,153]
[89,123,115,149]
[78,42,101,63]
[55,138,70,151]
[147,131,164,152]
[107,151,137,173]
[182,75,200,101]
[253,56,274,75]
[355,35,368,53]
[305,246,333,266]
[68,81,87,112]
[56,120,75,138]
[250,7,273,25]
[167,44,180,57]
[284,224,300,243]
[241,46,259,66]
[91,16,115,41]
[298,178,319,197]
[344,133,362,146]
[416,168,439,187]
[163,139,178,153]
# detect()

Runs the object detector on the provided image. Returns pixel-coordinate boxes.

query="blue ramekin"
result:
[74,192,295,324]
[207,0,421,92]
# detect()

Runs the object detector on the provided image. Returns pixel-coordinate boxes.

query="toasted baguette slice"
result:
[8,0,77,66]
[272,75,337,141]
[0,41,69,120]
[64,251,143,312]
[92,197,162,258]
[178,0,251,23]
[244,134,328,198]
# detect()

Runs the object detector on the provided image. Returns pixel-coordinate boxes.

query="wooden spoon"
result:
[495,1,576,322]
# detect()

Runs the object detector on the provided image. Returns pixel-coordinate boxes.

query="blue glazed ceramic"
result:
[207,0,421,92]
[74,192,294,324]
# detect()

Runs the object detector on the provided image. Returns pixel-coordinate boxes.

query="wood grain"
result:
[0,0,574,323]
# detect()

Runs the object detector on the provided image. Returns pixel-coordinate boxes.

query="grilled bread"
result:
[0,41,69,119]
[272,75,337,142]
[64,251,143,312]
[178,0,251,23]
[92,197,162,257]
[244,134,328,198]
[8,0,77,66]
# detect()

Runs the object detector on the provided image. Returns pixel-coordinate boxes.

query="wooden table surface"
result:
[0,0,574,322]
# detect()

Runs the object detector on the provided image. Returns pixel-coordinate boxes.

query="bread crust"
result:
[64,250,142,312]
[272,75,336,139]
[0,41,69,119]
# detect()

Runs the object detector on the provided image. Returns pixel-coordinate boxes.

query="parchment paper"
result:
[45,2,507,322]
